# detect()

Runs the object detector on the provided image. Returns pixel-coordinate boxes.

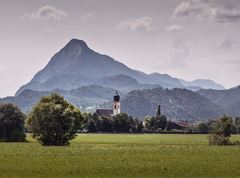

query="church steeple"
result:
[113,91,121,116]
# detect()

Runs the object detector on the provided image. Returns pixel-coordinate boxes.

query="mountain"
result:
[144,73,183,88]
[1,38,231,120]
[197,86,240,117]
[180,79,225,90]
[96,74,160,93]
[121,87,224,120]
[16,39,146,95]
[16,38,224,95]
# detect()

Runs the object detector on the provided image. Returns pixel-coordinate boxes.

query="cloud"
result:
[166,25,183,32]
[22,5,68,21]
[220,39,235,49]
[117,16,153,32]
[173,0,240,23]
[80,13,94,24]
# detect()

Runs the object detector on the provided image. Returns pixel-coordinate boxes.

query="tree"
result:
[144,112,167,132]
[155,115,167,130]
[132,118,144,133]
[165,121,174,131]
[209,116,233,145]
[102,116,115,132]
[75,112,90,132]
[196,123,209,134]
[87,119,97,132]
[0,103,26,142]
[27,93,83,146]
[114,113,131,133]
[144,116,152,131]
[156,104,161,117]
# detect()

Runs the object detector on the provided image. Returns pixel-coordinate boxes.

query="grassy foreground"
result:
[0,134,240,178]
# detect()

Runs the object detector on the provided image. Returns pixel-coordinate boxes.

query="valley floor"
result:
[0,134,240,178]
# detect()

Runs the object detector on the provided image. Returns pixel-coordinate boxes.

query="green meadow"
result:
[0,134,240,178]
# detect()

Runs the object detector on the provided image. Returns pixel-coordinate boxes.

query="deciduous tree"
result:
[27,93,83,146]
[0,103,26,142]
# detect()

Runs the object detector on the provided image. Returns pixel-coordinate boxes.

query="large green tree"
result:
[27,93,83,146]
[0,103,26,142]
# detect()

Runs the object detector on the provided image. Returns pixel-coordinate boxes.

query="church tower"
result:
[113,91,121,116]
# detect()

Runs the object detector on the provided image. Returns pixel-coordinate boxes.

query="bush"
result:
[0,103,26,142]
[27,93,83,146]
[209,116,234,146]
[209,134,232,146]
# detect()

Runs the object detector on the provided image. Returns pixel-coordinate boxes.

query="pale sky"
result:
[0,0,240,97]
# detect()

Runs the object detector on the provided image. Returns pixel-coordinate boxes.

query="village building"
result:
[95,91,121,117]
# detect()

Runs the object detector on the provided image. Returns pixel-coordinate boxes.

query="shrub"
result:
[0,103,26,142]
[27,93,83,146]
[209,116,234,146]
[209,134,232,146]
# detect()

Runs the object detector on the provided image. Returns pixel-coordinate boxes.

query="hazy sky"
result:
[1,0,240,97]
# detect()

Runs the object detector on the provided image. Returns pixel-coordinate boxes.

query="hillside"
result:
[2,85,240,120]
[121,87,224,120]
[197,86,240,117]
[1,85,122,113]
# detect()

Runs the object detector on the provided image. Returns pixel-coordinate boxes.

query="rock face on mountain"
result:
[121,87,224,120]
[16,38,224,95]
[197,86,240,117]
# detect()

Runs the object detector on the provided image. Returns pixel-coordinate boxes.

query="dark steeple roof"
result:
[114,91,120,102]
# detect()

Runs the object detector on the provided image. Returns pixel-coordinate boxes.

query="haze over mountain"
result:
[16,39,224,96]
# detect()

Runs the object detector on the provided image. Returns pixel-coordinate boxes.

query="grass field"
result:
[0,134,240,178]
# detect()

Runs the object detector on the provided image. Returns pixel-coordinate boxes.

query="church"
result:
[95,91,121,117]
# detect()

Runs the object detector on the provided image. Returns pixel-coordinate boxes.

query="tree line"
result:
[0,93,239,146]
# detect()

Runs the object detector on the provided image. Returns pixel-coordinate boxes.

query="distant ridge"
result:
[2,85,240,120]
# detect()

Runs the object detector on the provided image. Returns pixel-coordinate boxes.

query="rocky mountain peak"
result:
[60,38,91,56]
